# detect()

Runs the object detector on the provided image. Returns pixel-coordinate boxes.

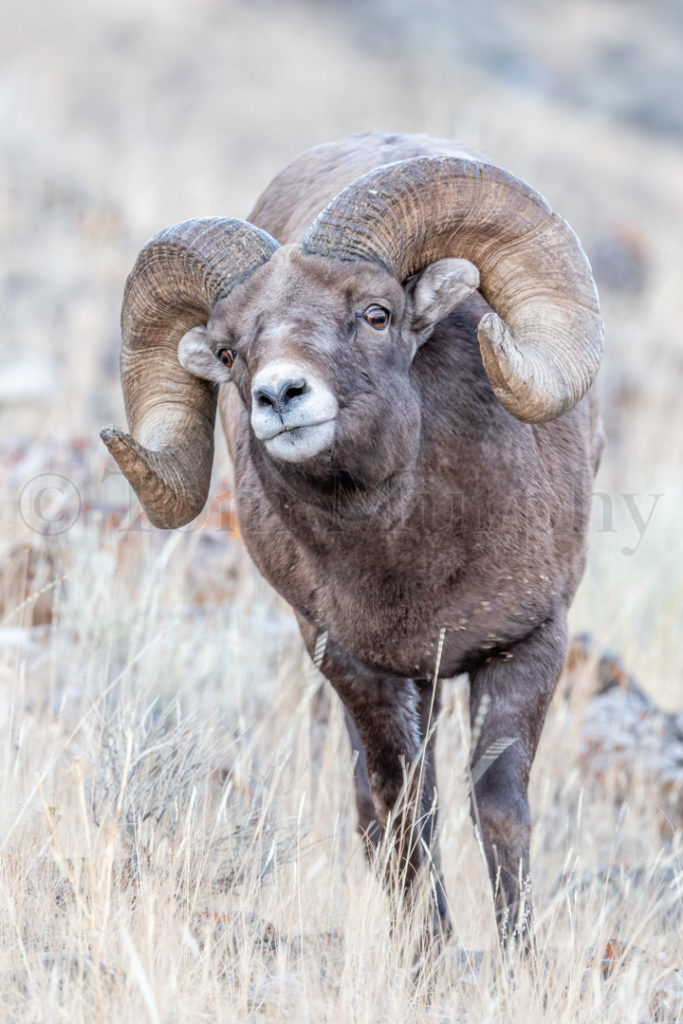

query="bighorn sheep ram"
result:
[101,132,603,948]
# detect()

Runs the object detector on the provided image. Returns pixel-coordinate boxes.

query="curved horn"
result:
[101,218,279,528]
[303,157,602,423]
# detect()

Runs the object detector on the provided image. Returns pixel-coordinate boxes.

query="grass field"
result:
[1,0,682,1019]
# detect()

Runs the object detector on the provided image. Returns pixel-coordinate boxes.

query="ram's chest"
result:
[251,528,542,679]
[311,567,543,678]
[240,519,442,674]
[316,570,444,675]
[234,460,566,680]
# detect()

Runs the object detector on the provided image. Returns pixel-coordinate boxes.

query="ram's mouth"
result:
[261,418,337,463]
[258,418,335,443]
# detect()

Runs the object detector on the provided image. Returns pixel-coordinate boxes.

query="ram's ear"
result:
[178,326,229,384]
[408,258,480,338]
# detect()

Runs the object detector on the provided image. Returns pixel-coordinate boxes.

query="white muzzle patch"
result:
[250,359,338,463]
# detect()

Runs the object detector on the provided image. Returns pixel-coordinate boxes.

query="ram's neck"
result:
[253,444,423,541]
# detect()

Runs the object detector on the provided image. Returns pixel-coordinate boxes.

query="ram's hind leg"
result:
[468,615,568,950]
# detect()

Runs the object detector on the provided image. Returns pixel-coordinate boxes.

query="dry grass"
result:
[2,0,682,1019]
[1,484,681,1021]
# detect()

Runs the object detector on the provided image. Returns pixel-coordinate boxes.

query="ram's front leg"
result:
[337,671,447,939]
[468,615,568,951]
[299,622,447,942]
[342,708,382,855]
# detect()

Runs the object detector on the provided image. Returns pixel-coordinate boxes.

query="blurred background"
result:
[1,4,682,1014]
[2,0,682,691]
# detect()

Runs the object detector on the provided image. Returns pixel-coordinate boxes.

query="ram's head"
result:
[101,157,602,527]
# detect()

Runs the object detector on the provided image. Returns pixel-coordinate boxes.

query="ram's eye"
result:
[362,305,391,330]
[217,348,236,368]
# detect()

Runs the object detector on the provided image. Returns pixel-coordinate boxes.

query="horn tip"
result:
[100,424,120,445]
[100,424,132,457]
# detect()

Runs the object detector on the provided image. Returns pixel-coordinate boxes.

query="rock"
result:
[563,635,683,834]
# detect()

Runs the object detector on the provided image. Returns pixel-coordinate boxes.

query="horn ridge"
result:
[103,218,279,528]
[304,157,602,423]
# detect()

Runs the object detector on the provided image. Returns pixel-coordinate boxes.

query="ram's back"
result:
[248,132,483,244]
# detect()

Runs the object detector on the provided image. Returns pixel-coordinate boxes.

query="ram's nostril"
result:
[283,382,307,402]
[253,378,308,415]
